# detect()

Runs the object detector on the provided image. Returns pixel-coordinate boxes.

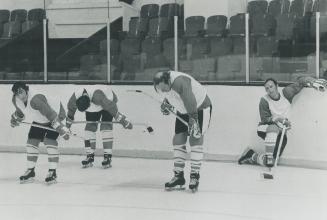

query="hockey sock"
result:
[26,141,39,169]
[85,130,96,154]
[173,144,186,173]
[190,145,203,174]
[46,145,59,170]
[101,130,113,155]
[26,144,39,169]
[252,152,266,166]
[264,132,278,156]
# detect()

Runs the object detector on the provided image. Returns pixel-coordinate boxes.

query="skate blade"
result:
[45,179,57,185]
[190,188,198,193]
[102,164,112,169]
[82,163,93,168]
[20,178,34,184]
[165,186,185,191]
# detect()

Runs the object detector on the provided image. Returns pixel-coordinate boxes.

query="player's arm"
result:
[171,76,198,116]
[172,76,201,138]
[65,93,78,128]
[93,90,118,116]
[259,97,273,124]
[67,93,78,120]
[10,95,25,127]
[283,76,325,103]
[93,90,132,129]
[30,94,57,122]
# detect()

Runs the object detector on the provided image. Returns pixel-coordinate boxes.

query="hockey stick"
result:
[126,89,189,127]
[20,121,84,139]
[261,124,288,180]
[71,120,154,134]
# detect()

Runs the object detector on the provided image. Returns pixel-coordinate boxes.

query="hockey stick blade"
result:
[261,172,274,180]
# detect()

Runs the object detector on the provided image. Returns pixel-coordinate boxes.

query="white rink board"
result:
[0,84,327,168]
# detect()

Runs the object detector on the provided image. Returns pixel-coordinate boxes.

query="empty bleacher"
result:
[0,0,325,82]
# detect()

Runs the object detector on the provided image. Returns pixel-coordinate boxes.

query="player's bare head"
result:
[12,82,29,95]
[12,82,29,102]
[264,78,279,99]
[76,93,90,112]
[153,71,171,93]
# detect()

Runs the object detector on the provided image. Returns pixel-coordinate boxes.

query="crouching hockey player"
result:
[11,82,70,184]
[153,70,212,192]
[66,86,133,168]
[238,77,327,168]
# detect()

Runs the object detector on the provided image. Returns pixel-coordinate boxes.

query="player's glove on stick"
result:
[66,116,74,129]
[52,118,70,140]
[115,112,133,129]
[160,98,174,115]
[310,79,327,92]
[10,111,25,127]
[188,116,201,139]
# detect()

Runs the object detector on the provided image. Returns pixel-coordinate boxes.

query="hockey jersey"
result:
[67,86,118,119]
[13,88,65,124]
[163,71,209,114]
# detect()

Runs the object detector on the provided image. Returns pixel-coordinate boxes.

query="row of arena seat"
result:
[247,0,319,17]
[126,12,324,44]
[139,3,183,18]
[64,34,316,82]
[0,8,44,39]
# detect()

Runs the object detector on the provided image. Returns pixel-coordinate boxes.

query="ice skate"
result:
[101,154,112,169]
[81,153,94,168]
[19,168,35,184]
[165,171,185,191]
[189,172,200,193]
[45,169,57,184]
[238,147,255,165]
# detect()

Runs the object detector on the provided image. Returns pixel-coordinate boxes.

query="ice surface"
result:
[0,152,327,220]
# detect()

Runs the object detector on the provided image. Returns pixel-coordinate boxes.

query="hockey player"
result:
[11,82,70,184]
[66,86,133,168]
[153,70,212,192]
[238,77,327,167]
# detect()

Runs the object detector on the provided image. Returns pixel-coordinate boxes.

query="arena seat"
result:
[206,15,227,37]
[160,3,180,17]
[185,37,208,59]
[250,13,276,36]
[247,0,268,16]
[140,4,159,18]
[216,55,245,80]
[275,14,296,40]
[257,36,278,57]
[268,0,291,17]
[208,37,232,57]
[184,16,205,37]
[127,17,149,39]
[10,9,27,22]
[147,17,173,39]
[22,8,45,33]
[229,13,246,36]
[162,37,186,68]
[290,0,305,17]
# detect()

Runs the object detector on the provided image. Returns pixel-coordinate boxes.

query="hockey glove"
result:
[274,117,291,129]
[160,98,174,115]
[188,117,201,139]
[66,116,74,129]
[10,111,25,127]
[115,112,133,129]
[310,79,327,92]
[52,118,70,140]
